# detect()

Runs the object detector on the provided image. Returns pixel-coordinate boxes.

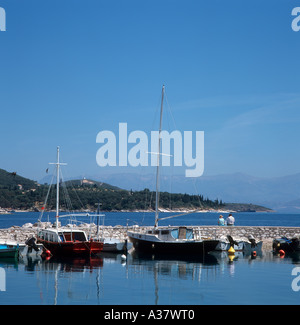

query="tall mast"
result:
[49,146,67,230]
[55,147,60,220]
[96,202,102,239]
[155,85,165,228]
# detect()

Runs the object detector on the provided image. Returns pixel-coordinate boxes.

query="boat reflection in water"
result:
[128,249,265,282]
[130,251,218,284]
[47,256,104,271]
[126,249,270,304]
[33,255,104,305]
[2,249,300,305]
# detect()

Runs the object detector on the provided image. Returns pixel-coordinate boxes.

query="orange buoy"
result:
[279,249,285,258]
[252,251,257,257]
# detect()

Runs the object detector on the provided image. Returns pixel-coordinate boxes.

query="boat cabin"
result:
[146,227,194,241]
[37,228,88,243]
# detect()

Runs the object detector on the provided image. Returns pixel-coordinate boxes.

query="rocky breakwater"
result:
[0,222,130,244]
[192,225,300,251]
[0,223,300,252]
[197,225,300,241]
[0,223,39,243]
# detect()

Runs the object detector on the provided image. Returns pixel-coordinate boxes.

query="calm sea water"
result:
[0,211,300,305]
[0,211,299,229]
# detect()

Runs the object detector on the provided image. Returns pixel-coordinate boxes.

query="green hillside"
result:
[0,169,224,211]
[0,168,38,190]
[64,178,121,191]
[0,168,272,212]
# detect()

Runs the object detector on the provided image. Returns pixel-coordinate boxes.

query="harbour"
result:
[2,145,296,307]
[0,211,300,305]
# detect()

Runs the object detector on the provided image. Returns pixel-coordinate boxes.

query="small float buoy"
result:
[228,246,235,255]
[43,249,51,260]
[279,249,285,258]
[252,251,257,257]
[121,254,126,260]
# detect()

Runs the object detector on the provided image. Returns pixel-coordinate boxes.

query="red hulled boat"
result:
[37,147,103,257]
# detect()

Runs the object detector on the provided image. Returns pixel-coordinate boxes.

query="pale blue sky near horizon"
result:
[1,0,300,182]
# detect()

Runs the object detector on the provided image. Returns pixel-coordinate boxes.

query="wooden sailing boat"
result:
[37,147,103,257]
[127,86,219,255]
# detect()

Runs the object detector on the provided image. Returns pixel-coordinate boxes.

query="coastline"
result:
[0,206,274,215]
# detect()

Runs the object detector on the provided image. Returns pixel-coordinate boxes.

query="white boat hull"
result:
[102,239,131,252]
[215,240,263,252]
[18,244,44,258]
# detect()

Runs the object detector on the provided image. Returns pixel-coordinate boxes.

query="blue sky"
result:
[1,0,300,182]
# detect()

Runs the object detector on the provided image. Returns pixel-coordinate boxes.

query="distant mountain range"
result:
[75,172,300,213]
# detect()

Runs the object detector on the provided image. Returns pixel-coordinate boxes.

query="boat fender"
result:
[252,251,257,257]
[279,249,285,257]
[45,250,51,257]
